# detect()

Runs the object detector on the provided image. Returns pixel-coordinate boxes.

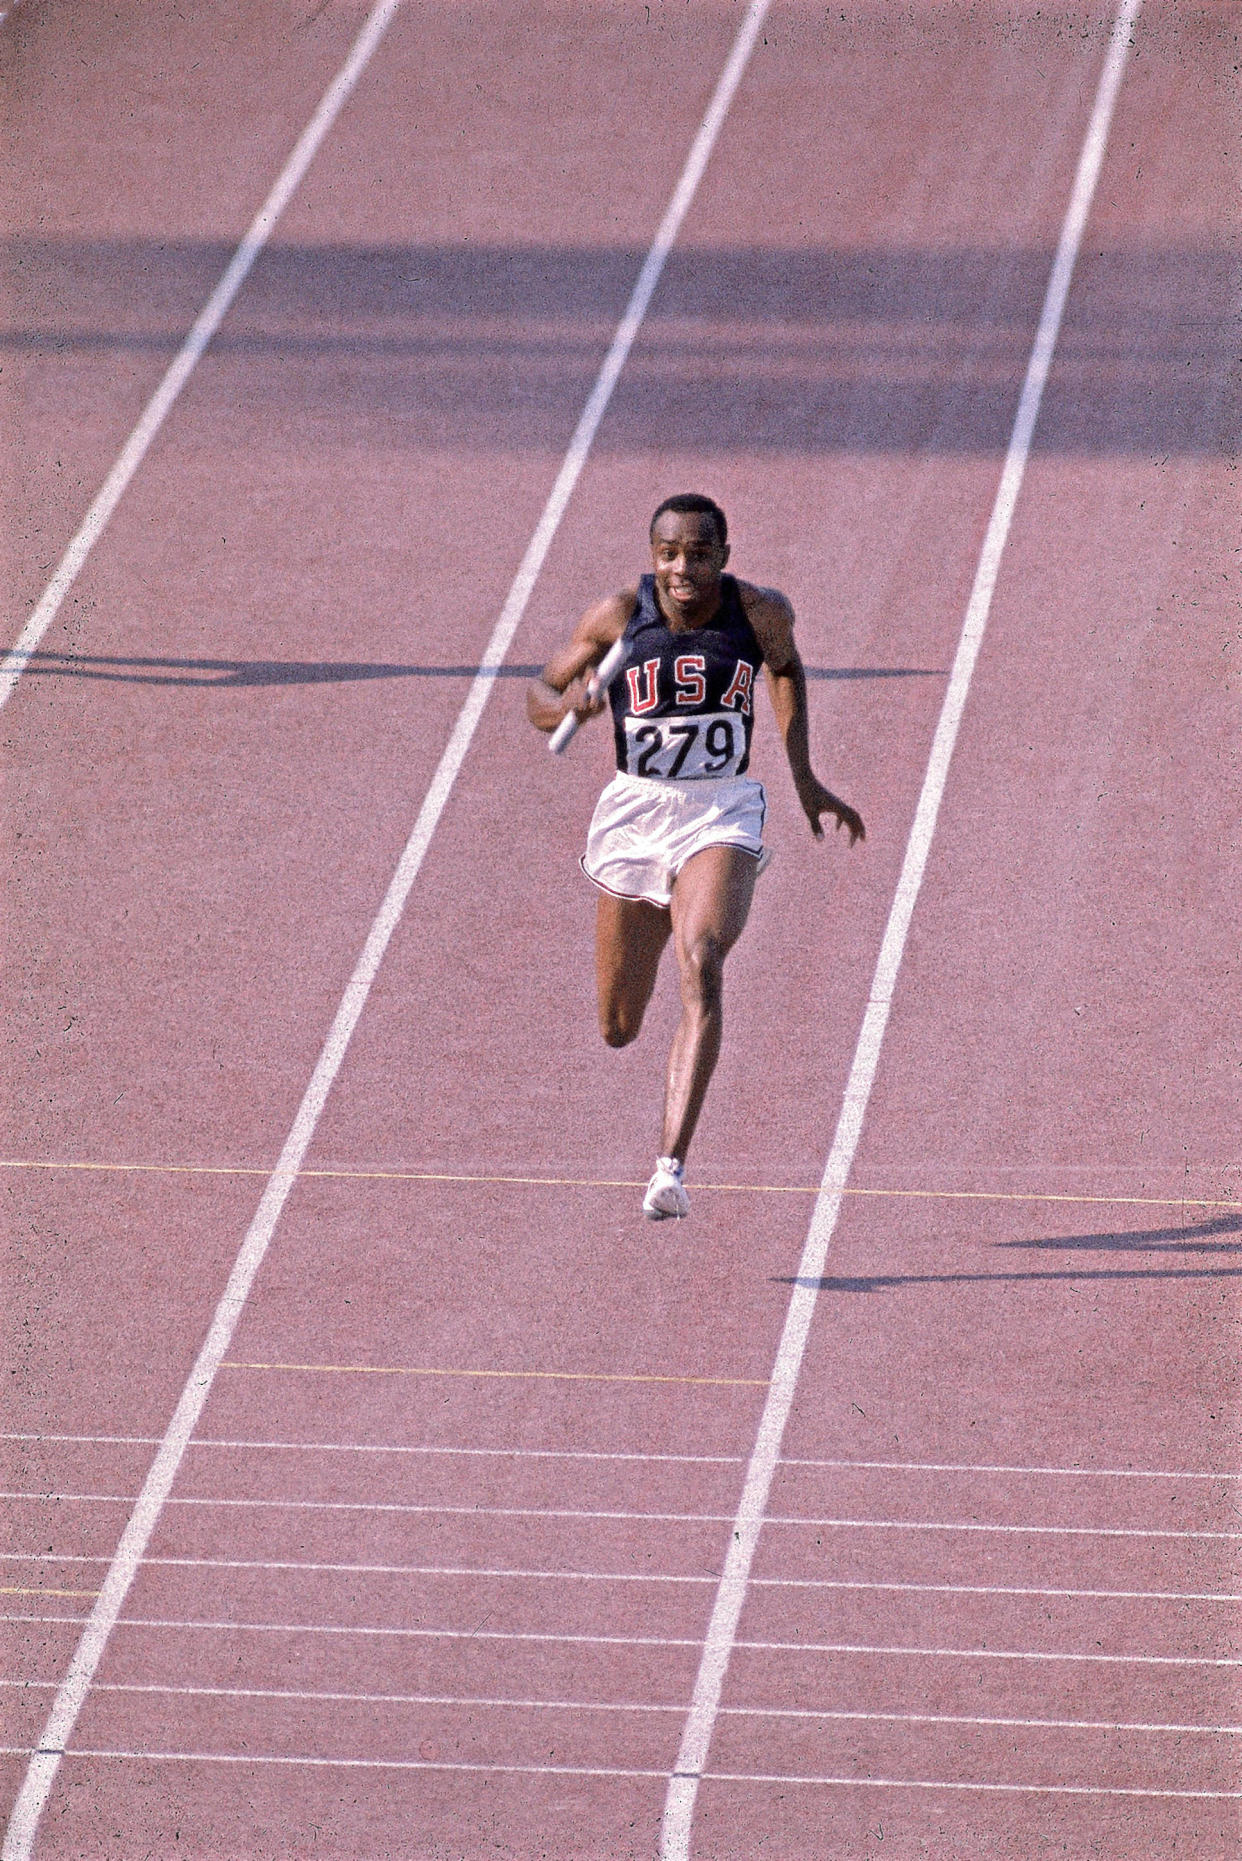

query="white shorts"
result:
[581,770,770,909]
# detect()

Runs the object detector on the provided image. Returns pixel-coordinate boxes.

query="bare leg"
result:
[595,892,672,1047]
[660,844,757,1161]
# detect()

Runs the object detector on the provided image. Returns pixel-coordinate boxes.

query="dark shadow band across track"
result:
[13,654,945,689]
[7,239,1237,457]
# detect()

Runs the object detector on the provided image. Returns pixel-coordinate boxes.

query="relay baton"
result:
[548,637,627,754]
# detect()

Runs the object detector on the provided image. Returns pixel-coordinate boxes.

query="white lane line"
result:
[779,1456,1242,1482]
[2,1613,700,1648]
[8,1553,1238,1604]
[0,1491,132,1506]
[0,1748,668,1779]
[1,1553,716,1584]
[190,1439,744,1464]
[732,1638,1241,1669]
[0,1747,1236,1799]
[0,1616,89,1628]
[1,1431,745,1465]
[11,1489,1236,1539]
[703,1774,1242,1800]
[8,1680,1238,1739]
[189,1440,744,1464]
[23,1434,1242,1485]
[148,1559,712,1584]
[720,1707,1242,1736]
[2,9,773,1853]
[749,1578,1242,1604]
[6,1554,1238,1607]
[9,1610,1235,1667]
[765,1515,1242,1542]
[7,1433,1235,1482]
[0,1683,685,1712]
[0,1435,160,1448]
[9,1487,1236,1538]
[0,0,404,715]
[0,1491,731,1523]
[661,4,1146,1852]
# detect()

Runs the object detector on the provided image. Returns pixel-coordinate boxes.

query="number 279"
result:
[633,717,735,777]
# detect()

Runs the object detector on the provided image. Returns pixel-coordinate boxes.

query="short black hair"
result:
[649,493,728,548]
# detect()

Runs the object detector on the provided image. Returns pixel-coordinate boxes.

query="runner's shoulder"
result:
[577,587,637,650]
[736,580,796,659]
[736,578,794,624]
[569,591,636,666]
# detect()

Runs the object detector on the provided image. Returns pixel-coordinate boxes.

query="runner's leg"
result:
[596,893,672,1047]
[660,844,757,1160]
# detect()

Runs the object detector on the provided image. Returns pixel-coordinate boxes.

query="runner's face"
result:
[650,511,729,623]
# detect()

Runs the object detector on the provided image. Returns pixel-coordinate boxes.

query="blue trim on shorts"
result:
[580,839,768,909]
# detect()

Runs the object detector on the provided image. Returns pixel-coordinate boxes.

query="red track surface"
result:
[3,2,1239,1857]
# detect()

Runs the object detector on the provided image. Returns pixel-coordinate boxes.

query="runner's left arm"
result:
[747,588,865,845]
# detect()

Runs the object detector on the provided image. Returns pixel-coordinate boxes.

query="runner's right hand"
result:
[560,674,608,725]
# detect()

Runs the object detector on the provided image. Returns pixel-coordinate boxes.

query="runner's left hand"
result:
[799,779,865,845]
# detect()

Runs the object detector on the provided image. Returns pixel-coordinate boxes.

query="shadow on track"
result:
[779,1210,1242,1292]
[996,1212,1242,1254]
[15,652,944,689]
[6,239,1236,457]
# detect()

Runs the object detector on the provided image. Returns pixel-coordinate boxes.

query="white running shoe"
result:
[643,1156,689,1221]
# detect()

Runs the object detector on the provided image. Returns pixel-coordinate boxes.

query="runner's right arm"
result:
[526,592,631,735]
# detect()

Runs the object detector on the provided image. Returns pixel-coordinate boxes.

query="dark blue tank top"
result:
[609,574,764,780]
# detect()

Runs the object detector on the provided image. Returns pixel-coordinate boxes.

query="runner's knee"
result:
[601,1001,642,1047]
[680,934,726,1011]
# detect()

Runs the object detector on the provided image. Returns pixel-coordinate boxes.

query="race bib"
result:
[622,711,744,780]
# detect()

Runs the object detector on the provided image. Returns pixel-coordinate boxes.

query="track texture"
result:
[3,2,1239,1856]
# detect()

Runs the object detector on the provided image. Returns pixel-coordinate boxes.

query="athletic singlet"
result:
[608,574,764,780]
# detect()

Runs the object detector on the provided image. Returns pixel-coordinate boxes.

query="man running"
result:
[527,493,864,1219]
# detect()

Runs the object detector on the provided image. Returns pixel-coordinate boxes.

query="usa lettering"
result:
[625,657,661,714]
[720,659,755,715]
[674,654,707,706]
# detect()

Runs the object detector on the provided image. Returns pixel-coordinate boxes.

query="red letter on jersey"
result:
[625,657,661,715]
[721,659,754,715]
[674,653,707,706]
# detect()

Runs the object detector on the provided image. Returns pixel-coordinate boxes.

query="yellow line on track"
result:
[221,1361,768,1388]
[0,1157,1237,1212]
[0,1586,96,1600]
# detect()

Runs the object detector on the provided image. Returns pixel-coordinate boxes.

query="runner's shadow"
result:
[803,667,942,681]
[12,652,545,687]
[779,1210,1242,1292]
[13,651,943,689]
[996,1211,1242,1254]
